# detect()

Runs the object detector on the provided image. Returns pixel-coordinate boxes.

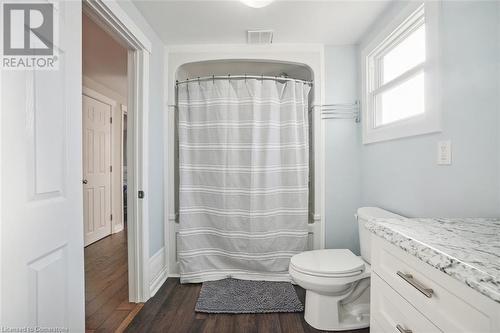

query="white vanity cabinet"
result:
[370,235,500,333]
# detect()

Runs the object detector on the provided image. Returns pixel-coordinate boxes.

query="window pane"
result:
[383,24,425,83]
[375,72,424,127]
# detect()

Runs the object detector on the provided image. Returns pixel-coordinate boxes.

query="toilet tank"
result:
[356,207,404,264]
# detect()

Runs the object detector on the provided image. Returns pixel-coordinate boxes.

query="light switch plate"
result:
[437,140,452,165]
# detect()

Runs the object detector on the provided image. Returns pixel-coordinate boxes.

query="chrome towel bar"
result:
[313,101,360,122]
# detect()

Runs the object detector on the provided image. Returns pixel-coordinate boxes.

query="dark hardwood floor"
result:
[126,278,370,333]
[85,230,369,332]
[85,229,143,333]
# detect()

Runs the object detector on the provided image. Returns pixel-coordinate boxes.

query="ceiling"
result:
[133,0,393,45]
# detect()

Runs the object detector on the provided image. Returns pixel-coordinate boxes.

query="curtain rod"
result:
[176,75,313,86]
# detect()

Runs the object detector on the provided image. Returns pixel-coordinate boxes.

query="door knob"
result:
[82,179,88,184]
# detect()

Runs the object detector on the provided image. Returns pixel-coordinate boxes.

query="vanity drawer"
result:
[372,235,492,333]
[371,272,441,333]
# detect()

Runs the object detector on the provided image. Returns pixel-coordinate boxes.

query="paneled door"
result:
[0,1,85,330]
[83,95,112,246]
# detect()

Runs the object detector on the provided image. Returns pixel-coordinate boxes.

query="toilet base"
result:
[304,290,370,331]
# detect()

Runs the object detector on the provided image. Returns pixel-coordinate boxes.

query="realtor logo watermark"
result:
[1,1,59,70]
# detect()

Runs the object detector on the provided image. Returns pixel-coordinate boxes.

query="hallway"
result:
[85,230,142,332]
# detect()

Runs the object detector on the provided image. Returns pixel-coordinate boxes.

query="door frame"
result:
[121,105,128,230]
[83,0,152,302]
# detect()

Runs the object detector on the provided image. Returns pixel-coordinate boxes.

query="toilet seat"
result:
[290,249,365,278]
[289,249,371,331]
[287,208,398,331]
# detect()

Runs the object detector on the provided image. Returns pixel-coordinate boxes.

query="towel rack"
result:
[312,101,360,122]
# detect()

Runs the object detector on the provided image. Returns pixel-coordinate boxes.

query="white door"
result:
[82,95,112,246]
[1,1,85,330]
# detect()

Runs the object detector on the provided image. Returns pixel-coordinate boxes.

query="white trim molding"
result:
[149,247,168,297]
[83,86,118,107]
[0,50,3,324]
[360,1,442,144]
[164,44,326,277]
[120,105,128,233]
[82,0,152,53]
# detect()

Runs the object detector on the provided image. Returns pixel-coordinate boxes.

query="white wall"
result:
[323,46,362,253]
[83,14,128,99]
[119,1,166,256]
[359,1,500,218]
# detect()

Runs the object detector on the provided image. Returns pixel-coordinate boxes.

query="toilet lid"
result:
[290,249,365,276]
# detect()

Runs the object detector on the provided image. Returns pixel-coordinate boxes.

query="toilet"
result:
[289,207,403,331]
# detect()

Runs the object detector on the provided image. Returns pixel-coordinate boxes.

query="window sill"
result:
[363,113,441,144]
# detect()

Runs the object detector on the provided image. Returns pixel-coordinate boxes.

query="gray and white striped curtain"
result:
[178,78,310,283]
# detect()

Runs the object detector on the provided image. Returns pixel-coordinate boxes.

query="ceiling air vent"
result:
[247,30,273,44]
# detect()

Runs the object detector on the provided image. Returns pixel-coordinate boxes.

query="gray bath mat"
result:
[195,278,304,314]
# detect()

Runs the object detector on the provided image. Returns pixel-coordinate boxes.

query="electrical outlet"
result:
[437,140,452,165]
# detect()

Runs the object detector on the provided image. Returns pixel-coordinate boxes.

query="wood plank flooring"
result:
[126,278,370,333]
[85,229,142,333]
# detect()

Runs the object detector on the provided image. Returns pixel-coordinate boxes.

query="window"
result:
[371,5,425,127]
[362,2,441,144]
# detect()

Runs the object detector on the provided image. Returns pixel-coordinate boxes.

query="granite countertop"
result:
[365,217,500,303]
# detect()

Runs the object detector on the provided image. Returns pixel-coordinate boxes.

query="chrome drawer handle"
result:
[396,324,413,333]
[397,271,433,298]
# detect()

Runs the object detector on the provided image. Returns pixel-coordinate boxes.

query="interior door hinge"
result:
[110,117,113,124]
[110,165,112,172]
[110,214,113,221]
[138,190,145,199]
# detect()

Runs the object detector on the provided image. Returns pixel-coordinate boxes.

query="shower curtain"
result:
[177,78,311,283]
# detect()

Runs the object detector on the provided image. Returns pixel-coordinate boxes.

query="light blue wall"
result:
[121,0,500,258]
[359,1,500,218]
[324,46,362,254]
[118,1,165,256]
[324,1,500,254]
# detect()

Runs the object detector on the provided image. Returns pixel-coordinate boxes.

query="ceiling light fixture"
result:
[240,0,275,9]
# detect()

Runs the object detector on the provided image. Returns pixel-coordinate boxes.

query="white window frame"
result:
[361,1,442,144]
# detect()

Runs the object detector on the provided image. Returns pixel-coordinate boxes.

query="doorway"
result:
[82,13,138,332]
[82,0,153,311]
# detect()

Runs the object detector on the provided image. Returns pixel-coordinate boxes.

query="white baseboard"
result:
[149,247,168,297]
[113,223,124,234]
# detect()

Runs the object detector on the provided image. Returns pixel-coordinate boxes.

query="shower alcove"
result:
[165,57,325,277]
